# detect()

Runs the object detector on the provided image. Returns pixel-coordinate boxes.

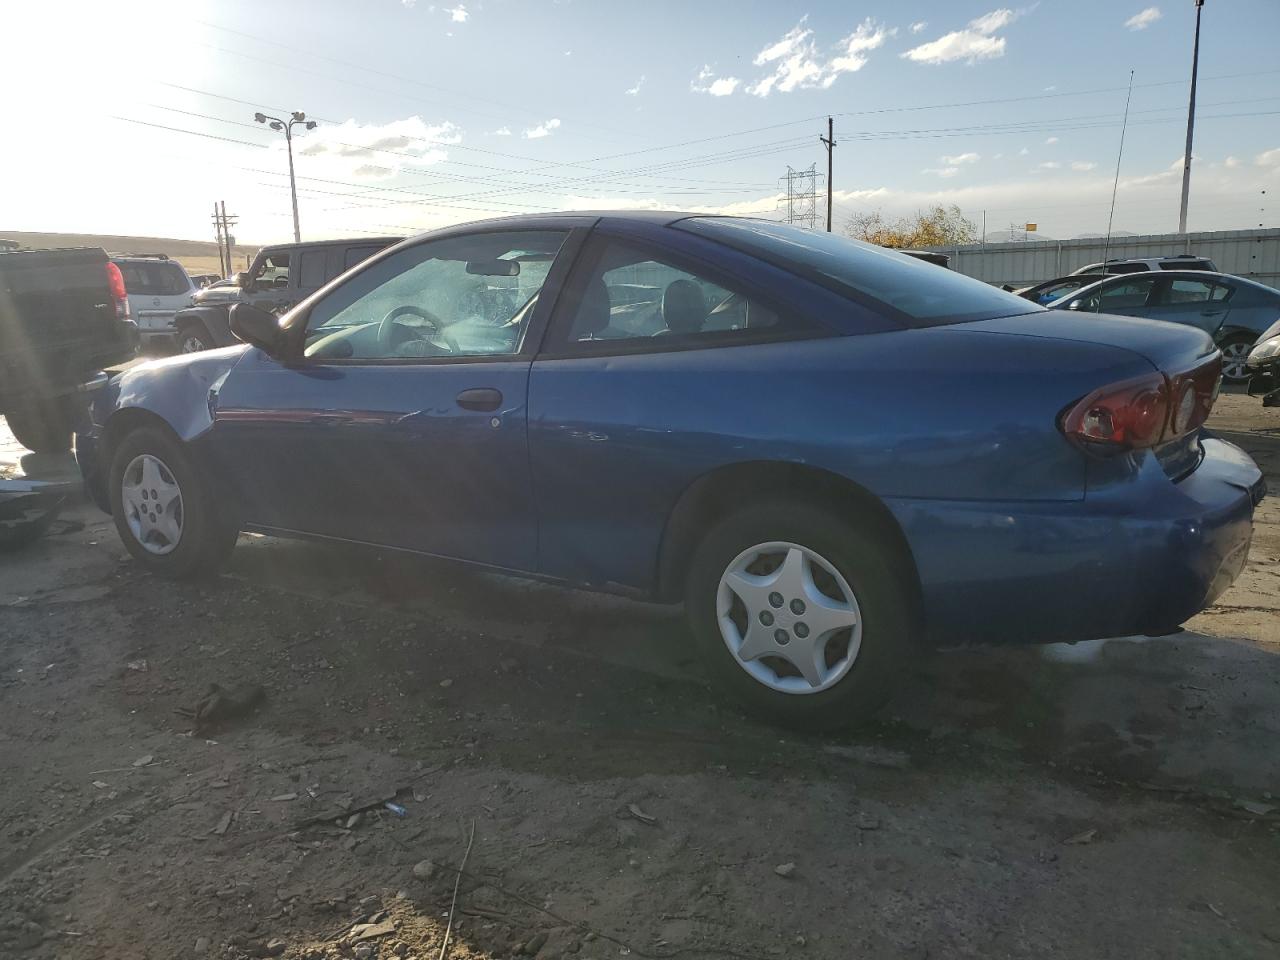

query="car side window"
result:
[344,245,383,271]
[302,230,569,361]
[554,239,802,351]
[1162,279,1231,305]
[299,250,327,289]
[253,252,290,288]
[1096,277,1156,309]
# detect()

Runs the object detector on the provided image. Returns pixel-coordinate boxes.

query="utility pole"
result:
[782,165,819,229]
[211,203,226,277]
[819,117,836,232]
[1177,0,1205,237]
[255,110,317,243]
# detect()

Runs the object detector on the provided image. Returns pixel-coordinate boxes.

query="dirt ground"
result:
[1,393,1277,960]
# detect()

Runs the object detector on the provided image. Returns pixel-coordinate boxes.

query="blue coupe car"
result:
[77,213,1264,728]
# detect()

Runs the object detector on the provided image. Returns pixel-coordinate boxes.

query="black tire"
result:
[108,426,238,578]
[175,324,215,354]
[684,499,917,731]
[1218,333,1257,384]
[5,396,80,454]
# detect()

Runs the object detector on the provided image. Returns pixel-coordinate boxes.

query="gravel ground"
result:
[1,393,1277,960]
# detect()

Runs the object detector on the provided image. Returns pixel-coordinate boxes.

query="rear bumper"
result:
[888,438,1264,647]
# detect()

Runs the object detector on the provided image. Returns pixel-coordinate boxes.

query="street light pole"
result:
[1177,0,1205,236]
[254,110,317,243]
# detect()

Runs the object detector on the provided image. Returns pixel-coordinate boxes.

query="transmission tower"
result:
[782,164,819,229]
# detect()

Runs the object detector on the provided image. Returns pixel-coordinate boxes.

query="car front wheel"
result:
[109,426,238,578]
[176,324,214,354]
[685,500,916,730]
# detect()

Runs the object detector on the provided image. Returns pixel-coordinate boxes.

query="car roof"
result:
[400,210,711,243]
[260,236,404,251]
[1065,270,1278,298]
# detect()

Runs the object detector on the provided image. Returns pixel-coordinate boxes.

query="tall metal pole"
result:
[1177,0,1205,237]
[820,117,835,232]
[284,125,300,243]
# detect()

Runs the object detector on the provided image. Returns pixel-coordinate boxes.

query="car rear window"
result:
[115,261,190,296]
[675,217,1042,326]
[1158,260,1213,270]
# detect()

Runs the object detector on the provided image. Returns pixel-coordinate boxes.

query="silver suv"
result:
[1070,255,1217,276]
[110,254,197,349]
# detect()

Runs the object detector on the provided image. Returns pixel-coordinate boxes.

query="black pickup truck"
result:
[0,245,139,452]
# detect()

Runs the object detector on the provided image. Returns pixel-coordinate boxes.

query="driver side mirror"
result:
[230,303,285,356]
[1066,300,1082,311]
[234,271,253,291]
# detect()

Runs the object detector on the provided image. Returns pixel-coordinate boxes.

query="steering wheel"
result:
[376,304,460,353]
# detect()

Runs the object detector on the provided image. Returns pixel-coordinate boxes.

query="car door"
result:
[1147,276,1233,336]
[209,225,583,571]
[526,225,832,591]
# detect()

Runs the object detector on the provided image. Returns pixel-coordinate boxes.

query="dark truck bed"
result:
[0,246,138,452]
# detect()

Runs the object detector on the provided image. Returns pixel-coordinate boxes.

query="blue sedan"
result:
[76,213,1264,729]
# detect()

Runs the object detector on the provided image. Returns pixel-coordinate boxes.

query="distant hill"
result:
[0,230,256,278]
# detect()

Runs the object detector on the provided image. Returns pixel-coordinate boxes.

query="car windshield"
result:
[677,217,1042,326]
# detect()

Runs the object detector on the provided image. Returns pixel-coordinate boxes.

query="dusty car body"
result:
[76,213,1264,728]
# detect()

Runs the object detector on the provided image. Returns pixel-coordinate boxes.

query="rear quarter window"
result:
[677,217,1041,327]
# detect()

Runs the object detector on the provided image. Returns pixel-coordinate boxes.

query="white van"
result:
[111,255,197,350]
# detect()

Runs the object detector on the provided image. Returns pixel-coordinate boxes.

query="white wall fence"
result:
[926,228,1280,288]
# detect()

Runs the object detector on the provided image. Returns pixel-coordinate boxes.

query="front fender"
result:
[94,345,250,441]
[175,304,235,347]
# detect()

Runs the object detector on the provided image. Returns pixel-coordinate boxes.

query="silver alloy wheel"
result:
[121,454,184,556]
[716,541,863,695]
[179,334,206,354]
[1220,340,1252,382]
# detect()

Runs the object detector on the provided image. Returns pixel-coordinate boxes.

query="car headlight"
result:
[1247,334,1280,368]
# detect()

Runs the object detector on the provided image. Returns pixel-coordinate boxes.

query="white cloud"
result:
[294,115,459,180]
[446,4,468,23]
[910,21,928,33]
[625,75,645,96]
[1043,84,1057,92]
[902,8,1019,65]
[941,152,980,165]
[1225,155,1240,168]
[1071,161,1097,171]
[1125,7,1162,30]
[402,0,416,7]
[992,152,1004,160]
[1018,146,1030,156]
[1044,136,1059,145]
[747,17,892,96]
[489,126,511,136]
[691,65,740,96]
[923,166,960,178]
[1037,161,1061,170]
[523,118,561,139]
[1256,147,1280,166]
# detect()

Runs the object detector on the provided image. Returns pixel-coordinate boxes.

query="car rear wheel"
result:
[109,426,238,578]
[1219,334,1256,384]
[4,396,80,454]
[684,500,915,730]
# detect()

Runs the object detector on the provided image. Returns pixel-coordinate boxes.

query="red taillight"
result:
[105,261,131,321]
[1167,354,1221,436]
[1059,355,1222,454]
[105,261,127,300]
[1060,372,1170,451]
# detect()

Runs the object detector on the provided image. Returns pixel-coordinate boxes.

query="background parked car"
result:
[1246,317,1280,405]
[1,245,137,452]
[171,236,401,352]
[111,254,198,350]
[1050,270,1280,382]
[1070,255,1217,276]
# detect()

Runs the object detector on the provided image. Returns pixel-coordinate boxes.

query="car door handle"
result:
[456,388,503,411]
[1200,309,1225,316]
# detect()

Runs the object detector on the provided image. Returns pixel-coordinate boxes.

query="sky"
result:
[3,0,1278,245]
